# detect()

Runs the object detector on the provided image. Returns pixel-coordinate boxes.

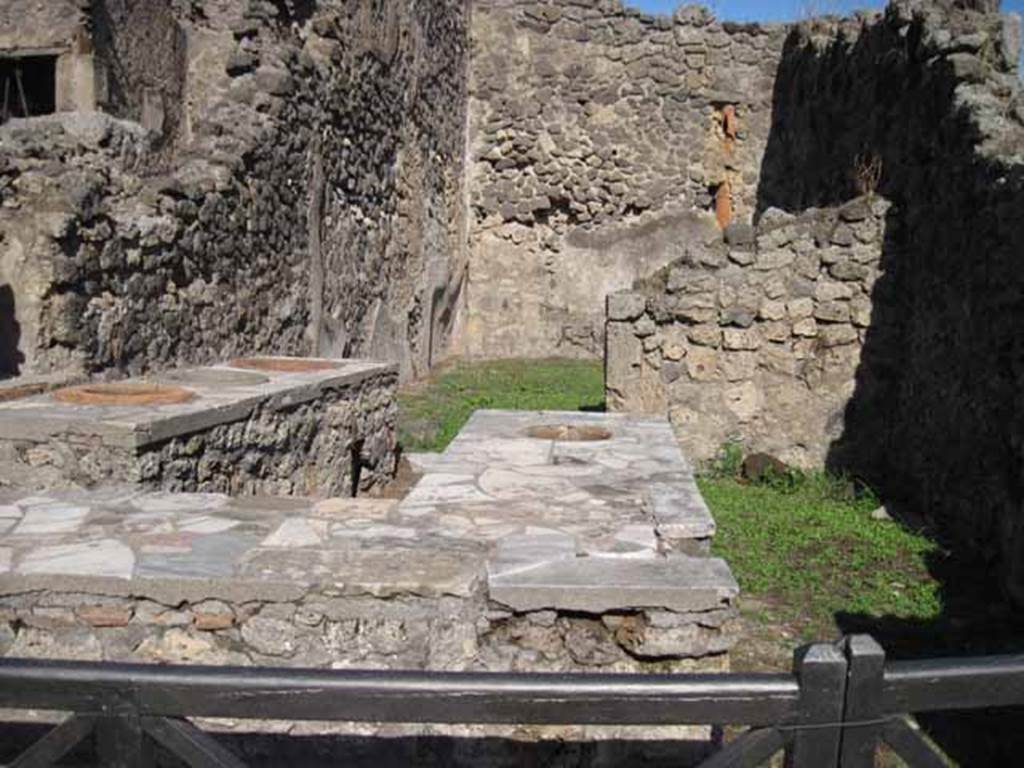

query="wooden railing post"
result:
[95,693,154,768]
[840,635,886,768]
[787,643,848,768]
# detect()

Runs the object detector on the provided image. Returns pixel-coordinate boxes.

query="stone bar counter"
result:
[0,411,736,672]
[0,358,398,497]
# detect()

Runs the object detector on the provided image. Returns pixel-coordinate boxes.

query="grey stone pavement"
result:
[0,359,392,449]
[0,410,736,615]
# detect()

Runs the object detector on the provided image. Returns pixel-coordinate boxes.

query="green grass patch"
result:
[398,358,605,453]
[701,473,943,639]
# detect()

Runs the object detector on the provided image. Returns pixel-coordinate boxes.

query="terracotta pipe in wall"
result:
[715,181,733,229]
[723,104,738,155]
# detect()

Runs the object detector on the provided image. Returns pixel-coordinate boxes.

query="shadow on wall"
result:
[757,8,1024,764]
[0,284,22,378]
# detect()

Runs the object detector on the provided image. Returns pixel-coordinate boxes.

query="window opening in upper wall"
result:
[0,55,57,124]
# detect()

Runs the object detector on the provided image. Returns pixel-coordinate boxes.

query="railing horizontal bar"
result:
[883,654,1024,713]
[0,659,800,726]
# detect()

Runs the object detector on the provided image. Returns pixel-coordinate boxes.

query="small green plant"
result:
[709,440,745,478]
[758,464,806,493]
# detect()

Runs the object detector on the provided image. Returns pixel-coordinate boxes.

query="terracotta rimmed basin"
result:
[53,383,196,407]
[161,368,270,387]
[0,383,48,403]
[228,357,344,373]
[525,424,613,442]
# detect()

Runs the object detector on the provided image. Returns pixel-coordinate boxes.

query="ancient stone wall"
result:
[0,116,153,377]
[606,196,887,468]
[0,0,87,51]
[0,586,734,673]
[0,0,469,382]
[753,1,1024,602]
[0,564,729,759]
[461,0,788,358]
[607,0,1024,602]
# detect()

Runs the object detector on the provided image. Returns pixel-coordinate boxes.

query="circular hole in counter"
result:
[525,424,613,442]
[53,383,197,407]
[227,357,344,373]
[160,368,270,387]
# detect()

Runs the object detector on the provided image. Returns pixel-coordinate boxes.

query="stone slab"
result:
[0,411,730,617]
[488,555,739,614]
[0,487,484,605]
[0,360,395,449]
[402,410,716,544]
[403,410,727,613]
[648,482,717,541]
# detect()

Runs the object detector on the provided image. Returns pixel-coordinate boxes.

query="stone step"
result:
[488,552,739,614]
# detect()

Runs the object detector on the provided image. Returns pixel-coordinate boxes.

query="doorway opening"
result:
[0,285,23,378]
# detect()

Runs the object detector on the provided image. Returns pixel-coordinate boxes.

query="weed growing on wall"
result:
[853,151,884,197]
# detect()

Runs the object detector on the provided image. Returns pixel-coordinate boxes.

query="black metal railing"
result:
[1,634,1022,767]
